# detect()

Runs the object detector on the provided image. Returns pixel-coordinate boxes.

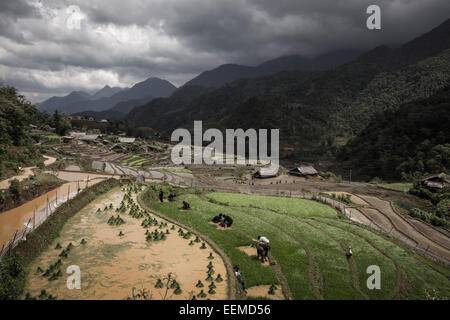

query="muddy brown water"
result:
[23,188,228,300]
[0,173,109,248]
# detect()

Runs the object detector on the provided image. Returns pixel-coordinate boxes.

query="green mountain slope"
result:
[126,19,450,162]
[339,85,450,181]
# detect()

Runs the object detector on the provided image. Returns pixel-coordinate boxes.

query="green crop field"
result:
[121,154,150,168]
[380,183,413,192]
[140,186,450,300]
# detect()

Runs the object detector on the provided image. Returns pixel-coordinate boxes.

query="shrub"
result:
[108,215,125,226]
[436,199,450,218]
[8,179,21,200]
[155,279,164,288]
[268,284,277,295]
[197,290,207,298]
[0,254,25,300]
[174,287,182,295]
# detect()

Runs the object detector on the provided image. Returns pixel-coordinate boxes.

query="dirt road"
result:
[0,155,57,190]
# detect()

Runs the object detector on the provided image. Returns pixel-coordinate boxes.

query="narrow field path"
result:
[0,155,57,189]
[303,220,369,300]
[311,218,409,300]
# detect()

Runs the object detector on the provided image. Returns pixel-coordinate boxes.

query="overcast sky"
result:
[0,0,448,103]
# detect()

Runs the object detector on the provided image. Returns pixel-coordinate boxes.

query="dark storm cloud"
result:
[0,0,448,103]
[0,0,38,43]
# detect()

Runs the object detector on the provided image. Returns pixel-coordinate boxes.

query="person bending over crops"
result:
[212,213,223,223]
[223,215,233,228]
[257,236,270,261]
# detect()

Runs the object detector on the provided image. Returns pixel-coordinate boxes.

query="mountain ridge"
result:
[182,49,362,88]
[37,77,177,114]
[126,19,450,162]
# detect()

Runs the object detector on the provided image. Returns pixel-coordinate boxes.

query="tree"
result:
[52,110,71,136]
[8,179,21,200]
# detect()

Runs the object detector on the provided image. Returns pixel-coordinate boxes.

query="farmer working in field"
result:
[234,265,247,294]
[258,235,270,255]
[346,246,353,258]
[212,213,223,223]
[159,189,164,202]
[182,201,190,210]
[223,215,233,228]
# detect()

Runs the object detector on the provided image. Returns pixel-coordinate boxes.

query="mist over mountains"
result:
[37,49,362,116]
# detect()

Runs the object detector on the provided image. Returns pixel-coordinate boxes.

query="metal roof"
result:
[118,137,136,143]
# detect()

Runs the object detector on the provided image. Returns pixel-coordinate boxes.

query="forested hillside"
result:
[126,19,450,162]
[0,86,46,178]
[339,85,450,181]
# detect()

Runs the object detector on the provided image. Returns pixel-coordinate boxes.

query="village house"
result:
[62,135,75,143]
[253,166,279,179]
[421,173,450,191]
[68,115,83,120]
[288,166,318,177]
[69,131,86,138]
[118,137,136,144]
[79,134,100,144]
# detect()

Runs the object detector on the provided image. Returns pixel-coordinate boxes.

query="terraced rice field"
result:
[121,155,150,168]
[143,189,450,300]
[23,185,228,300]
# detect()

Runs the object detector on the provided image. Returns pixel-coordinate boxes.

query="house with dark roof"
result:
[421,173,450,191]
[289,166,318,177]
